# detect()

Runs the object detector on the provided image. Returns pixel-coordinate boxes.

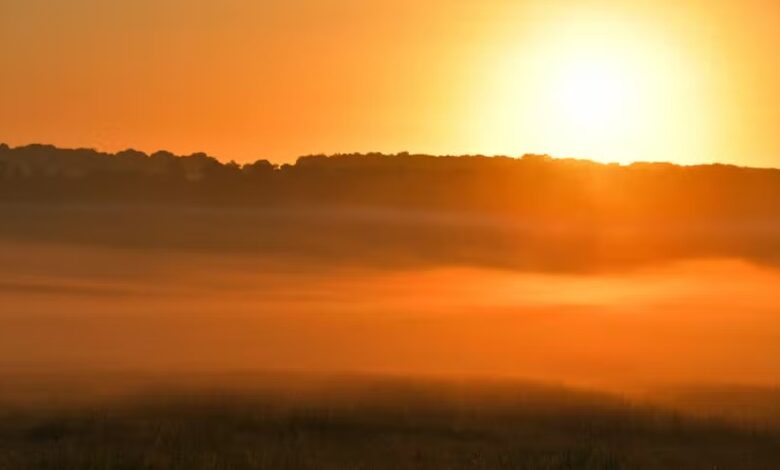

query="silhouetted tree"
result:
[2,142,780,224]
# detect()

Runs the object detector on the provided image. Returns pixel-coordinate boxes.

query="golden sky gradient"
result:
[1,0,779,166]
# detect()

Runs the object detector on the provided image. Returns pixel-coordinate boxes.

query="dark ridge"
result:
[2,143,780,224]
[3,143,780,272]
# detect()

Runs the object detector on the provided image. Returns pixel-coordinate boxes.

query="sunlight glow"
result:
[468,7,718,165]
[551,55,635,136]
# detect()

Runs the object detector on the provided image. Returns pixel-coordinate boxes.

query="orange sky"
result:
[2,0,780,166]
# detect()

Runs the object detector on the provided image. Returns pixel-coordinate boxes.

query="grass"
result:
[0,375,777,469]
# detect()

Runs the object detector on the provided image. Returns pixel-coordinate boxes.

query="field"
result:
[0,374,778,469]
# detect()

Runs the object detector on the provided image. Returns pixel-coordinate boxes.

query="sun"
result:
[466,8,716,165]
[471,41,654,164]
[551,55,635,136]
[535,48,654,164]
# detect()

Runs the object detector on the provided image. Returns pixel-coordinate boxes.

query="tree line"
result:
[2,143,780,223]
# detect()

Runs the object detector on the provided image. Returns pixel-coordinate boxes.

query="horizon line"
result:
[2,141,778,172]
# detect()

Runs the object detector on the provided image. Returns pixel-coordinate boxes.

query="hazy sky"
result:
[2,0,779,166]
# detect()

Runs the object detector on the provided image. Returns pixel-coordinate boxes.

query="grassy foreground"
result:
[0,375,777,469]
